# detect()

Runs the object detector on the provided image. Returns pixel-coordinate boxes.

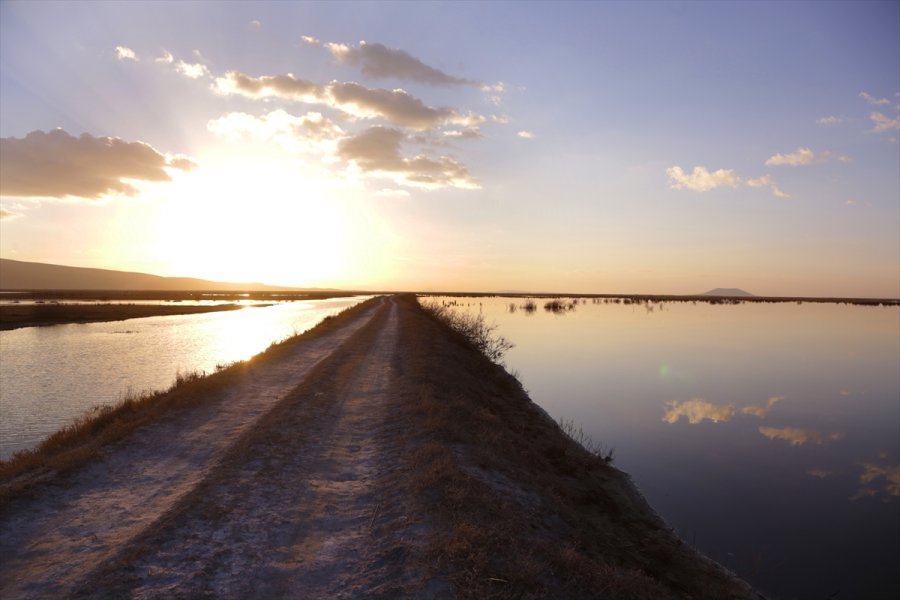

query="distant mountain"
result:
[0,258,306,291]
[700,288,755,297]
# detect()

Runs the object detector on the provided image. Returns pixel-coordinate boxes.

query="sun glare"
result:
[150,152,359,287]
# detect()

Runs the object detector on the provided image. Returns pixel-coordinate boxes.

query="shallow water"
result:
[429,296,900,599]
[0,297,369,459]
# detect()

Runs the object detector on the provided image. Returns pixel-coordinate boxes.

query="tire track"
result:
[0,299,385,599]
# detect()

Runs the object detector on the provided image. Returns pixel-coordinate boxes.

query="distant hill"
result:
[700,288,755,297]
[0,259,306,291]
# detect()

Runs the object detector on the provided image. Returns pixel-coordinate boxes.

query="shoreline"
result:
[1,295,762,598]
[0,303,263,331]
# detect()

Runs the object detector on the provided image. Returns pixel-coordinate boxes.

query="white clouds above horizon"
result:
[816,115,844,126]
[869,111,900,133]
[765,147,850,167]
[174,60,210,79]
[665,166,740,192]
[517,130,535,139]
[746,175,790,198]
[0,129,195,199]
[115,46,137,61]
[859,91,894,106]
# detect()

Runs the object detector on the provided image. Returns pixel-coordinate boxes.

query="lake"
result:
[427,296,899,600]
[0,296,369,460]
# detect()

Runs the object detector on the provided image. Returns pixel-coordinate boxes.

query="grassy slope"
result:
[393,295,762,599]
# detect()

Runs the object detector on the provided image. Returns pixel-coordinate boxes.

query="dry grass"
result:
[0,298,379,502]
[390,295,761,599]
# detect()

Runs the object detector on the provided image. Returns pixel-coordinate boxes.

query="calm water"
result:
[0,297,369,459]
[431,296,900,599]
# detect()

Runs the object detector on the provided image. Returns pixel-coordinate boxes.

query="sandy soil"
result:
[0,298,393,598]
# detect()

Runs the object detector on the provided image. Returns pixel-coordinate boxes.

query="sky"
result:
[1,1,898,297]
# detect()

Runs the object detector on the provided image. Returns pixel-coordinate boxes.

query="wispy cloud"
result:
[665,166,740,192]
[740,396,784,418]
[155,51,174,64]
[758,426,845,446]
[745,175,789,198]
[517,130,536,139]
[0,208,22,220]
[115,46,137,61]
[0,129,195,199]
[858,462,900,496]
[765,147,850,166]
[869,111,900,133]
[312,38,477,87]
[816,115,844,126]
[443,128,483,140]
[859,91,893,106]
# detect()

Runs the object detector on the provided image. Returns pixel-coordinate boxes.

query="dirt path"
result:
[0,297,398,599]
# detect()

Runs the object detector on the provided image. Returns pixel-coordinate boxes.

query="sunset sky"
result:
[1,1,898,296]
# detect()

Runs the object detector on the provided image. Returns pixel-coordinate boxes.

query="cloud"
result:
[662,399,736,424]
[249,19,261,29]
[213,71,481,130]
[301,35,320,45]
[337,126,478,190]
[745,175,790,199]
[816,116,844,126]
[175,60,210,79]
[155,51,174,64]
[869,111,900,133]
[758,426,845,446]
[740,395,784,418]
[764,147,850,167]
[213,71,320,101]
[442,128,483,140]
[517,130,536,139]
[859,91,893,106]
[207,109,344,153]
[0,208,22,220]
[328,81,458,129]
[666,166,740,192]
[115,46,137,61]
[858,463,900,497]
[323,40,476,87]
[0,129,195,199]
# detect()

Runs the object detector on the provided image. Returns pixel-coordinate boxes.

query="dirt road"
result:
[1,297,419,598]
[1,295,762,599]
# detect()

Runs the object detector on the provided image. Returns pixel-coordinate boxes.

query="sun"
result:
[149,151,354,287]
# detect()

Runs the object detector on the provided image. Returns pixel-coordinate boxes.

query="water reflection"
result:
[856,462,900,498]
[0,297,367,459]
[427,295,900,598]
[662,395,783,424]
[758,426,845,446]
